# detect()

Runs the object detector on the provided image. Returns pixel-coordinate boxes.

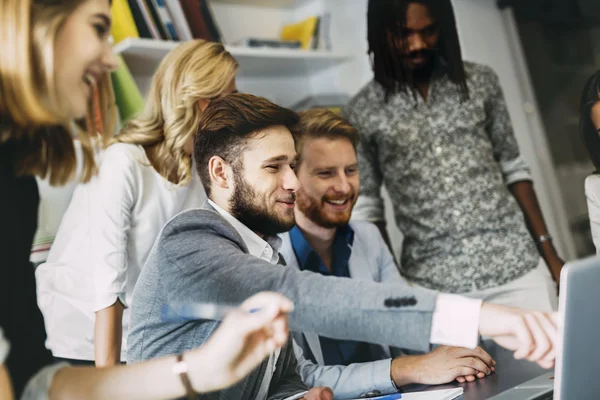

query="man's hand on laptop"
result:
[391,345,495,386]
[478,303,558,369]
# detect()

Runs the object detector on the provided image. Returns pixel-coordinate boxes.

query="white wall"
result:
[315,0,574,260]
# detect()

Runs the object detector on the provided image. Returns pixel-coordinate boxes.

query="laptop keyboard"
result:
[532,392,553,400]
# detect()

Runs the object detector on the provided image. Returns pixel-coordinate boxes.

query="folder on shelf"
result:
[111,0,140,44]
[165,0,194,41]
[150,0,179,40]
[199,0,222,42]
[127,0,152,39]
[110,56,144,124]
[180,0,212,41]
[136,0,161,39]
[280,16,319,50]
[143,0,168,40]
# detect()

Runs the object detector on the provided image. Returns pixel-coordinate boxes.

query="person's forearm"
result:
[390,356,419,387]
[49,349,209,400]
[0,365,14,400]
[508,181,560,259]
[94,300,124,367]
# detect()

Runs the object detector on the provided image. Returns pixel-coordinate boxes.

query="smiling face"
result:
[228,125,300,236]
[294,136,359,229]
[53,0,118,119]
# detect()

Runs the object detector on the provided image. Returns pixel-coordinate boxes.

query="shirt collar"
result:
[208,199,281,263]
[289,225,355,272]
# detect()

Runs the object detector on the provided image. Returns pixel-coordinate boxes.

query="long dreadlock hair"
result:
[367,0,469,101]
[580,70,600,173]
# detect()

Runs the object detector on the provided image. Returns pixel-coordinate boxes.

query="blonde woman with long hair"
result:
[1,0,292,398]
[35,39,239,367]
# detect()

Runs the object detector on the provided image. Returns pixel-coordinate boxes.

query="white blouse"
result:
[36,143,206,361]
[586,174,600,255]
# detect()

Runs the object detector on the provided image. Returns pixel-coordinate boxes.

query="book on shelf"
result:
[111,0,140,44]
[134,0,161,39]
[112,0,224,43]
[150,0,180,40]
[232,38,302,49]
[144,0,169,39]
[319,12,332,51]
[199,0,222,42]
[127,0,152,39]
[179,0,212,40]
[165,0,194,41]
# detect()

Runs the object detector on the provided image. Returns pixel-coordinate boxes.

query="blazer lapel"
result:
[303,332,325,365]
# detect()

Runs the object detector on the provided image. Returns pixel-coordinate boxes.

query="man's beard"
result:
[404,49,437,82]
[230,173,296,236]
[296,191,356,229]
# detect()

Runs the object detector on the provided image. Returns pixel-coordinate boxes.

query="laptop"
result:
[489,256,600,399]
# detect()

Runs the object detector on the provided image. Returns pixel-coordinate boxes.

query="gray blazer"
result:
[280,221,408,399]
[128,204,438,399]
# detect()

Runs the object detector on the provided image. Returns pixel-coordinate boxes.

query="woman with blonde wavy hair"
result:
[1,1,292,398]
[36,38,239,368]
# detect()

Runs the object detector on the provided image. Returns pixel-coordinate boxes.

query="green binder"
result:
[110,55,144,124]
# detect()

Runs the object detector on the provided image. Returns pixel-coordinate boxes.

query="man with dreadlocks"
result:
[344,0,561,310]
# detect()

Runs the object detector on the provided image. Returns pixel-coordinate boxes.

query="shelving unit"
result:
[211,0,308,7]
[113,38,353,79]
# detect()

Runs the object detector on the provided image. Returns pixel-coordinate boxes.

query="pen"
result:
[282,391,308,400]
[365,394,402,400]
[161,302,261,322]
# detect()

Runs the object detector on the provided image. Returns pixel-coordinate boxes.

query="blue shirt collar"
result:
[290,225,355,274]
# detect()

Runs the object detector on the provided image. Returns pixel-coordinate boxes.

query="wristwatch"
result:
[537,234,553,245]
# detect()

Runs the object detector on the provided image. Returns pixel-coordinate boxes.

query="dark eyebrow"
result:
[94,14,112,29]
[263,155,290,164]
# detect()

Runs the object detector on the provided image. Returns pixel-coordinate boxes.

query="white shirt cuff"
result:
[374,358,398,394]
[429,294,482,349]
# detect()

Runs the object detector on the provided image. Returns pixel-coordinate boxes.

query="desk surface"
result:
[403,342,551,400]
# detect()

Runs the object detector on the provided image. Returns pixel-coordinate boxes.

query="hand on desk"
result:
[302,386,334,399]
[189,292,294,393]
[391,345,495,386]
[478,303,557,369]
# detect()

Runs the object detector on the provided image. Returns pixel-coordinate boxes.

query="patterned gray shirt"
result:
[344,61,539,293]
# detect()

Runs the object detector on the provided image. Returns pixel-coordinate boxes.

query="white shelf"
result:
[113,38,352,78]
[210,0,309,8]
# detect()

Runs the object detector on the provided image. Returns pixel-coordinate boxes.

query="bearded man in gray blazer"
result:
[128,93,558,400]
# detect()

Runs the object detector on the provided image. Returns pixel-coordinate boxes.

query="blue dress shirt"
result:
[289,225,374,366]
